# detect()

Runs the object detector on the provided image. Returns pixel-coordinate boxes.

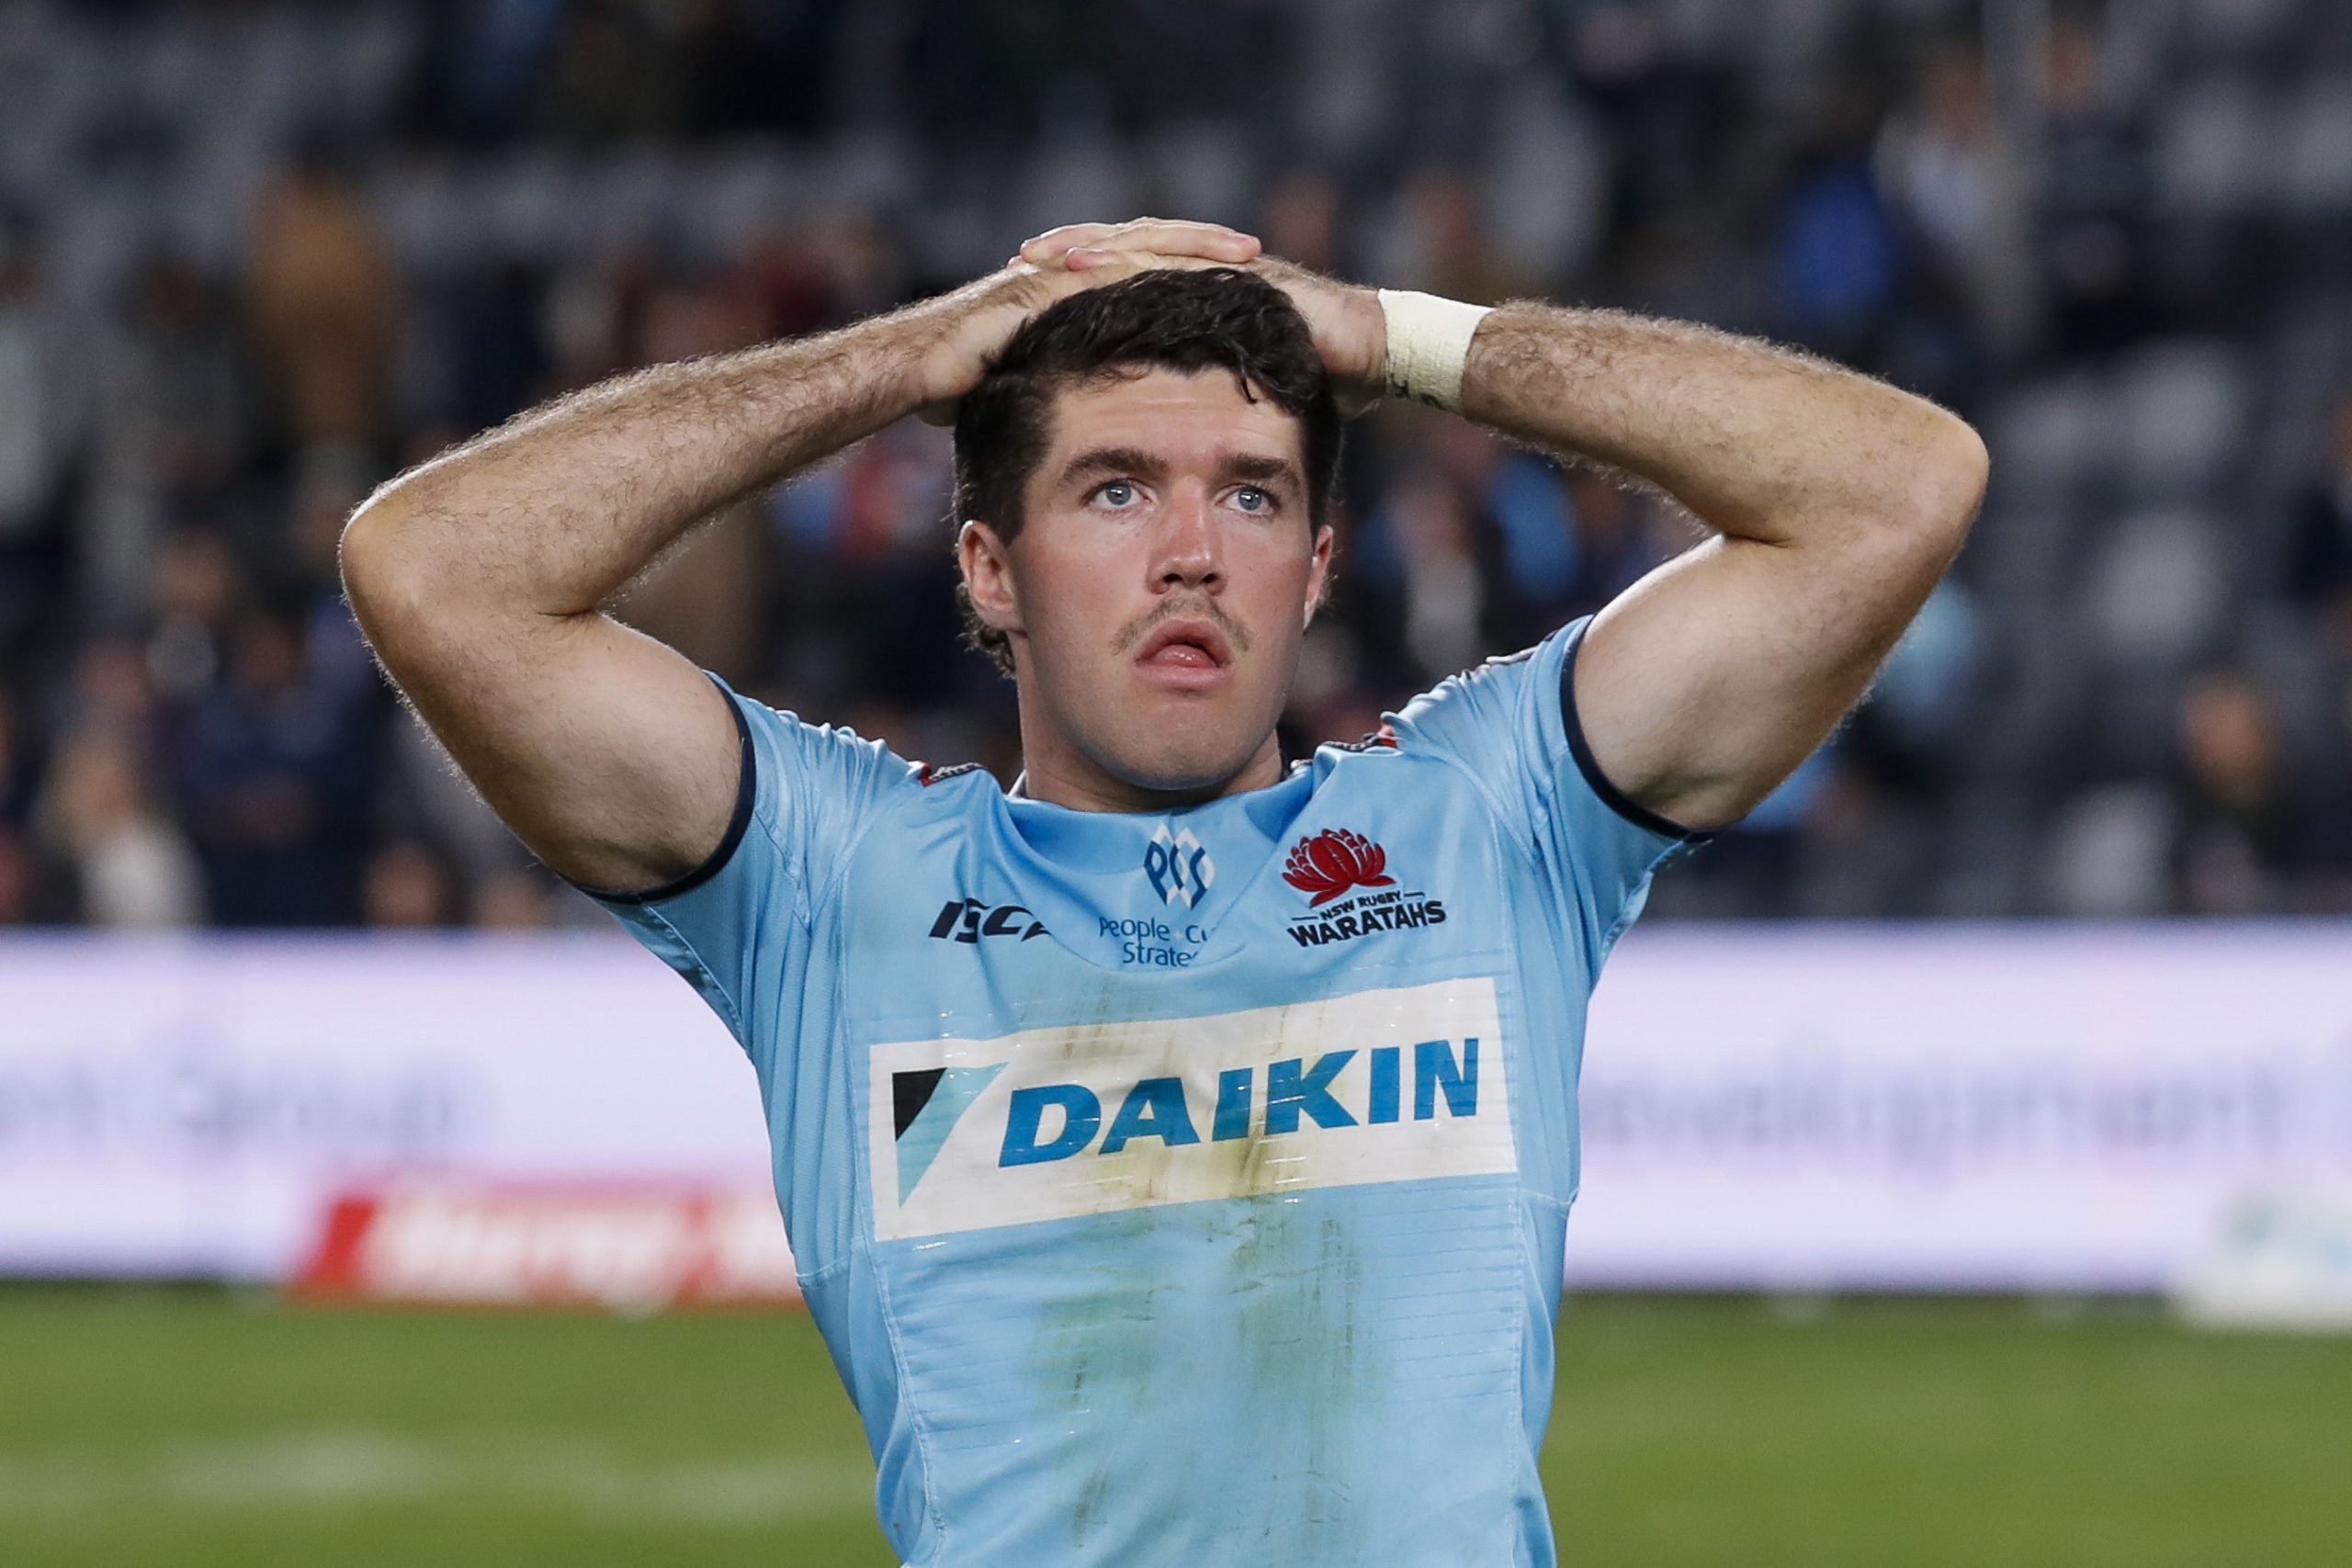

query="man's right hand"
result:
[910,218,1263,423]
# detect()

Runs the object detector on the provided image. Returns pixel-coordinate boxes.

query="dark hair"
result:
[953,266,1342,674]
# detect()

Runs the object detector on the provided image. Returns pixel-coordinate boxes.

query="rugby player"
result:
[340,216,1986,1565]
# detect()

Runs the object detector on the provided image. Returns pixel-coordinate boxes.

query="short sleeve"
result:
[1385,617,1707,959]
[563,672,902,1059]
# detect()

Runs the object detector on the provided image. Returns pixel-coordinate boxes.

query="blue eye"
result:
[1096,480,1137,508]
[1232,487,1272,513]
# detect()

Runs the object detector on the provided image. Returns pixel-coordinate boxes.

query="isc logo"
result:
[867,980,1515,1240]
[1000,1042,1481,1166]
[926,897,1047,943]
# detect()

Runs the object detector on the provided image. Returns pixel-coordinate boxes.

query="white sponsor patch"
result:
[868,978,1512,1241]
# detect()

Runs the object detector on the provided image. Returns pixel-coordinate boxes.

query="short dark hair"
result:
[953,266,1342,675]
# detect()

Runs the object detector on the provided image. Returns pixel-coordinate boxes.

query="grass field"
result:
[3,1287,2347,1566]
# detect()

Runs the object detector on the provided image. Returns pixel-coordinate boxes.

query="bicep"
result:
[1574,524,1959,831]
[345,551,742,894]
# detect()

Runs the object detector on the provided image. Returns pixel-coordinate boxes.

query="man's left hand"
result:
[1015,220,1387,418]
[1246,256,1385,418]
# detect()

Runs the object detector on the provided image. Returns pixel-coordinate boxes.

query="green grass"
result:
[2,1288,2346,1566]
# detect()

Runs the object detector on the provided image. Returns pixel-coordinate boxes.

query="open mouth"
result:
[1134,619,1234,677]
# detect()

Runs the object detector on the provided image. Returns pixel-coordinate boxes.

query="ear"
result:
[958,520,1023,634]
[1303,523,1335,628]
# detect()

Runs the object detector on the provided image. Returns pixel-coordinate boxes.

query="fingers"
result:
[1019,222,1117,261]
[1116,220,1259,262]
[925,247,1238,425]
[1018,248,1231,312]
[1020,218,1261,267]
[1058,248,1234,279]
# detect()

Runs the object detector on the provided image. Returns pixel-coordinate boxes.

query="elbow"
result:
[1859,411,1986,559]
[337,491,437,649]
[336,496,398,626]
[1912,413,1989,546]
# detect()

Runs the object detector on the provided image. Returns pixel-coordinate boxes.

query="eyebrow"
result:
[1058,446,1167,490]
[1221,453,1304,491]
[1056,446,1305,494]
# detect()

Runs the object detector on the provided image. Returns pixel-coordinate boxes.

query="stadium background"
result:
[3,1,2349,1564]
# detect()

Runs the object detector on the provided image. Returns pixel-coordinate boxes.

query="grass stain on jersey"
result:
[1020,1201,1172,1556]
[1223,1193,1372,1553]
[998,993,1385,1559]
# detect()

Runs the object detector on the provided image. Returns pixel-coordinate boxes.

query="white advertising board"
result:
[1571,925,2352,1292]
[3,926,2347,1294]
[0,933,770,1282]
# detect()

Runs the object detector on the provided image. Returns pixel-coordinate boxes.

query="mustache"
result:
[1114,598,1252,657]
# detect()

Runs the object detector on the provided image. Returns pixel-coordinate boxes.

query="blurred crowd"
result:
[2,0,2350,927]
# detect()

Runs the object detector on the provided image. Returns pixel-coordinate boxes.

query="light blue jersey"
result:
[577,616,1700,1567]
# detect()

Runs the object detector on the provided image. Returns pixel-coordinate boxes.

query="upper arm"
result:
[1389,623,1702,959]
[557,662,904,1076]
[1574,424,1987,832]
[340,520,741,897]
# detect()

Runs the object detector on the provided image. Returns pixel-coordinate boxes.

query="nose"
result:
[1152,485,1223,593]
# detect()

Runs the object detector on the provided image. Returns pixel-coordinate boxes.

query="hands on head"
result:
[1012,217,1262,271]
[916,217,1388,423]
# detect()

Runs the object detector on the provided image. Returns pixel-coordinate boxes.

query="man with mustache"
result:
[341,216,1985,1566]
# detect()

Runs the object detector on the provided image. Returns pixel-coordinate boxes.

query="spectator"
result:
[1380,462,1487,682]
[159,604,380,926]
[2169,671,2312,914]
[86,253,254,626]
[0,687,38,830]
[246,148,399,452]
[363,839,458,927]
[143,529,238,705]
[1882,38,2031,400]
[2286,394,2352,656]
[1875,39,2033,381]
[1775,84,1901,365]
[59,633,161,747]
[0,209,87,668]
[32,724,205,928]
[2032,15,2151,356]
[0,0,2346,925]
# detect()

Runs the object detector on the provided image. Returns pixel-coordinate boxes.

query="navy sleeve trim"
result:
[564,674,758,905]
[1559,620,1712,843]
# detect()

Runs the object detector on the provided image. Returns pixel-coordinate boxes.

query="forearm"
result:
[344,305,940,618]
[1459,304,1984,547]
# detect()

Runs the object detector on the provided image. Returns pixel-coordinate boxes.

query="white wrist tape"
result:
[1377,288,1491,412]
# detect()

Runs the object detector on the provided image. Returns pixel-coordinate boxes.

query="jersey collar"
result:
[991,766,1315,972]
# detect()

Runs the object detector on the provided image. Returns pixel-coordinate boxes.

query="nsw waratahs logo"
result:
[1281,829,1445,948]
[1283,829,1396,906]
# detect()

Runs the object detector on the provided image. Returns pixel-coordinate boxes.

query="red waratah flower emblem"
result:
[1283,829,1396,907]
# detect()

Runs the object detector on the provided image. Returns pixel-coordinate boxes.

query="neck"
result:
[1015,719,1287,814]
